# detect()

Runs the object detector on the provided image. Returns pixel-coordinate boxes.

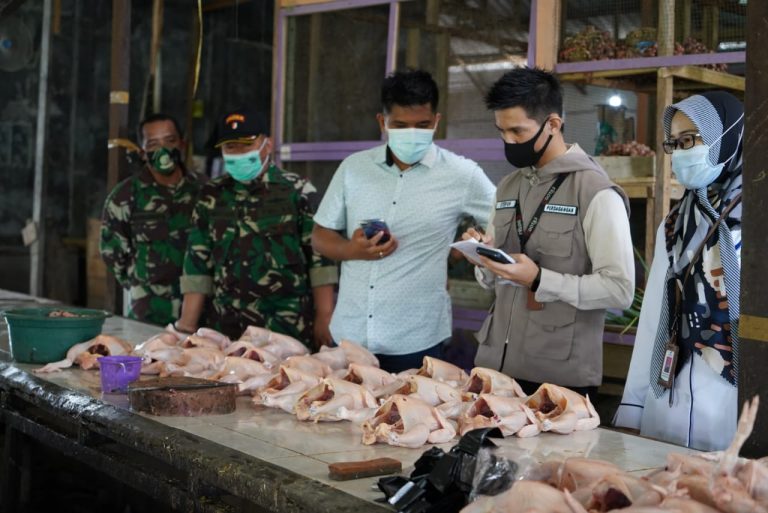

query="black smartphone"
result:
[360,219,391,245]
[476,246,515,264]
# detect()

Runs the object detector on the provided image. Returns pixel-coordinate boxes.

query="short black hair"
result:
[381,69,439,113]
[137,113,184,144]
[485,67,563,121]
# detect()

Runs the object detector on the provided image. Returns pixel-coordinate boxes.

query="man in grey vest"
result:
[464,67,635,398]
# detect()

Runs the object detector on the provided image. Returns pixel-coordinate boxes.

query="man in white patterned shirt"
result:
[312,69,496,372]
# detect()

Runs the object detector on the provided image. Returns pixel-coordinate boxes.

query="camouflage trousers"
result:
[210,293,313,346]
[127,284,182,327]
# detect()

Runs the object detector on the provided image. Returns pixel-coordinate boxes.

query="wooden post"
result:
[738,0,768,458]
[702,0,720,50]
[427,0,448,140]
[29,0,52,297]
[105,0,131,314]
[653,1,674,239]
[533,0,560,70]
[640,0,654,27]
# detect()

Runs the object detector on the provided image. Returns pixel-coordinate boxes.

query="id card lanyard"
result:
[657,192,742,403]
[515,173,567,252]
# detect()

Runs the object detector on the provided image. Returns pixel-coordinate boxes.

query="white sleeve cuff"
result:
[534,268,564,302]
[613,403,644,429]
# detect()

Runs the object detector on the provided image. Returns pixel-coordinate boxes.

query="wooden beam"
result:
[636,92,649,145]
[533,0,560,70]
[739,0,768,458]
[105,0,131,314]
[666,65,745,91]
[30,0,53,297]
[653,68,673,240]
[204,0,252,11]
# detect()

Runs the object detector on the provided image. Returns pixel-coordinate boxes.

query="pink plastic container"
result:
[98,355,142,393]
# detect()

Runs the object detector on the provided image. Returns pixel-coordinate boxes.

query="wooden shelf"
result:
[558,65,745,92]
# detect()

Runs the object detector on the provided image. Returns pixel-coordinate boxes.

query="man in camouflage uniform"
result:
[175,108,337,346]
[100,113,200,326]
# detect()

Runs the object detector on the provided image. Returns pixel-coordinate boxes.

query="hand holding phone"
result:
[475,246,516,264]
[360,219,391,245]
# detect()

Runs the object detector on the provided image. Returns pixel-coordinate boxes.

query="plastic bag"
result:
[376,428,513,513]
[469,447,518,501]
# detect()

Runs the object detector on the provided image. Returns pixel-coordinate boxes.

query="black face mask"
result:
[504,117,553,168]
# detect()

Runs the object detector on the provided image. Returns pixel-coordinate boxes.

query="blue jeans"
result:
[375,341,445,374]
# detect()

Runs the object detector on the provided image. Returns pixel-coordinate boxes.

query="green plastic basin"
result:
[2,307,111,364]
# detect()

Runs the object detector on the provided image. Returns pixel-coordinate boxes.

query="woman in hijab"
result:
[614,91,744,451]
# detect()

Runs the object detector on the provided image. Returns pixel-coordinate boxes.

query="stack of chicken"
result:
[35,327,602,449]
[461,397,767,513]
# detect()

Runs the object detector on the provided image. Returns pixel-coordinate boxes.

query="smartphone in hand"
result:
[475,246,516,264]
[360,219,391,245]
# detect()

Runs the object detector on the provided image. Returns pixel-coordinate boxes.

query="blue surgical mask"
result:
[223,141,268,182]
[671,145,724,190]
[387,127,434,165]
[670,113,743,190]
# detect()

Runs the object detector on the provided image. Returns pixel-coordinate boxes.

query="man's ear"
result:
[549,116,564,134]
[376,113,386,134]
[263,136,274,156]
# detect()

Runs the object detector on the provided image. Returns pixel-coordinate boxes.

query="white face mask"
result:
[672,145,724,190]
[386,127,435,165]
[670,113,743,190]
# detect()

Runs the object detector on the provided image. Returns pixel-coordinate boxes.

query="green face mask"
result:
[147,147,181,175]
[223,140,268,182]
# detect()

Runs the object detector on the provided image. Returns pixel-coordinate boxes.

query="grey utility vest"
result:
[475,148,629,387]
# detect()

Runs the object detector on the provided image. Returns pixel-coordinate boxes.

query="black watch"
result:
[531,267,542,292]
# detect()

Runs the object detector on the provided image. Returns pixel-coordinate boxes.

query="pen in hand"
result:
[473,225,486,242]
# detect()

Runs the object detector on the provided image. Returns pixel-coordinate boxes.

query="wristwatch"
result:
[530,266,542,292]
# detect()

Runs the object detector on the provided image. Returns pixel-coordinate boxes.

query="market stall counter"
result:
[0,290,697,513]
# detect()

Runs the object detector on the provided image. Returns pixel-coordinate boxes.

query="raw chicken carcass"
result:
[417,356,468,386]
[240,326,309,358]
[294,378,377,422]
[361,394,456,448]
[578,473,667,511]
[342,363,398,397]
[524,383,600,435]
[210,356,271,383]
[195,328,231,350]
[460,480,577,513]
[461,367,526,401]
[393,375,462,407]
[162,347,225,378]
[255,365,323,413]
[283,355,332,377]
[525,458,622,493]
[35,335,133,372]
[224,341,281,369]
[133,332,179,355]
[337,339,379,367]
[312,346,349,370]
[458,394,538,437]
[181,335,223,350]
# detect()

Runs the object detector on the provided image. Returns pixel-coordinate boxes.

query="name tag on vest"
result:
[543,204,578,215]
[496,199,517,210]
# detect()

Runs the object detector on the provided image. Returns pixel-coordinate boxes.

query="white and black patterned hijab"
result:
[650,91,744,397]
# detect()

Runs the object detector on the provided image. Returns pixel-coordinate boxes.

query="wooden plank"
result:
[106,0,131,315]
[739,0,768,458]
[558,68,658,81]
[279,0,332,6]
[667,65,745,91]
[653,69,673,243]
[534,0,560,70]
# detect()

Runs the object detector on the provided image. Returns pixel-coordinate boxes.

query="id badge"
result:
[526,289,544,311]
[657,342,679,389]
